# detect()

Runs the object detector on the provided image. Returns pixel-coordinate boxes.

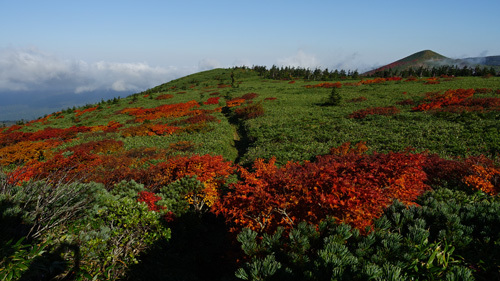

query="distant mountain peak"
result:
[364,49,500,76]
[405,50,446,62]
[364,50,447,75]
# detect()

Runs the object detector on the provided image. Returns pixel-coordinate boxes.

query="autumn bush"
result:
[183,113,218,124]
[422,93,500,112]
[226,98,246,108]
[215,143,429,234]
[305,82,341,88]
[119,100,199,122]
[347,96,367,103]
[348,106,400,119]
[396,99,415,105]
[155,94,174,100]
[412,89,475,111]
[233,103,265,120]
[203,96,220,105]
[121,123,180,137]
[0,139,60,167]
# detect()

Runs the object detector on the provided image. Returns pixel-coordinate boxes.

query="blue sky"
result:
[1,0,499,120]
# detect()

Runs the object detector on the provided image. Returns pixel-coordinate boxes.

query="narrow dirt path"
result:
[222,108,251,165]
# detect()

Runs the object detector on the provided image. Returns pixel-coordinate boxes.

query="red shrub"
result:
[423,154,499,195]
[226,98,246,108]
[75,106,98,117]
[28,126,93,142]
[119,100,199,122]
[183,114,218,124]
[234,103,264,119]
[138,191,166,211]
[412,89,475,111]
[68,139,124,155]
[347,97,367,103]
[305,82,342,89]
[360,77,401,84]
[155,94,174,100]
[348,106,400,119]
[424,78,440,85]
[396,99,415,106]
[215,144,429,233]
[475,88,492,94]
[240,93,259,100]
[203,97,220,105]
[121,123,180,137]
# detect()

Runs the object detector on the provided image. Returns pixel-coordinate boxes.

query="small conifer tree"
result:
[326,87,341,106]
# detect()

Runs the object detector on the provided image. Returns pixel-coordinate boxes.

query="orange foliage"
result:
[75,106,99,117]
[90,121,123,133]
[463,165,500,195]
[215,143,429,234]
[155,94,174,100]
[329,141,368,156]
[412,89,475,111]
[0,139,61,167]
[305,82,342,89]
[203,97,220,105]
[423,77,440,85]
[360,77,402,84]
[348,106,400,119]
[121,123,180,137]
[226,98,246,108]
[119,100,200,122]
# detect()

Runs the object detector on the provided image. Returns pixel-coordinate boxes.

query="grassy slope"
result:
[238,75,500,165]
[7,68,500,168]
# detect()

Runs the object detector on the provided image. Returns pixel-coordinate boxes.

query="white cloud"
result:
[276,50,320,69]
[198,58,221,71]
[0,47,192,94]
[232,58,251,67]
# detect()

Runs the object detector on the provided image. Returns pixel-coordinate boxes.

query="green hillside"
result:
[365,50,448,75]
[1,68,500,280]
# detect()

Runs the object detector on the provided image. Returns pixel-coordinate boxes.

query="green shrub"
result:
[157,175,205,215]
[0,178,171,280]
[325,87,341,106]
[70,180,171,280]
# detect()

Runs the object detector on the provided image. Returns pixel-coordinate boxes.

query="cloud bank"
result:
[276,50,320,69]
[0,47,192,94]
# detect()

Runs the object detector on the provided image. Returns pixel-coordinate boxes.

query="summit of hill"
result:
[364,50,500,75]
[364,50,448,75]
